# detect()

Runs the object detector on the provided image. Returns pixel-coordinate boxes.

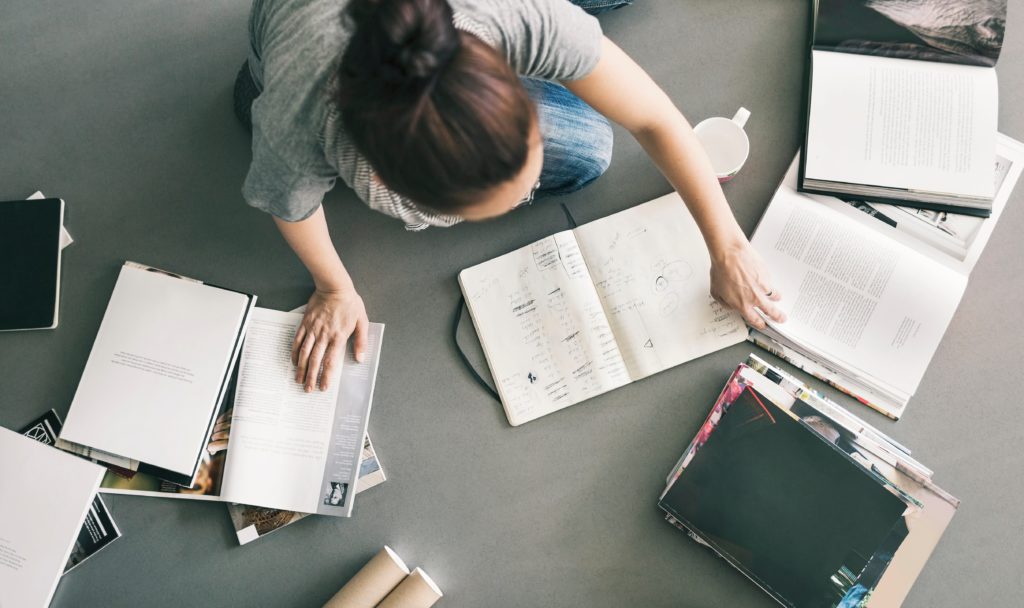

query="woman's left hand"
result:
[709,239,786,330]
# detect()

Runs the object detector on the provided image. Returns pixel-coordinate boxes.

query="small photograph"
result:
[815,0,1007,67]
[324,481,348,507]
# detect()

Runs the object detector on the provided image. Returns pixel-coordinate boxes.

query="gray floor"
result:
[2,1,1022,606]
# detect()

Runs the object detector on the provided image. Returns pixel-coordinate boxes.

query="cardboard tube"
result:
[322,546,410,608]
[376,567,443,608]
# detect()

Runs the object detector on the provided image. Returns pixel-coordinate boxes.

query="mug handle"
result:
[732,107,751,129]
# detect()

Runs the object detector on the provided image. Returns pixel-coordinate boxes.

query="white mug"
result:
[694,107,751,183]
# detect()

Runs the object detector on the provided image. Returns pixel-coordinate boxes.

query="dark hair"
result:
[335,0,535,212]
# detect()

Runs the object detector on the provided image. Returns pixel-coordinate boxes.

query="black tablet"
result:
[0,197,64,330]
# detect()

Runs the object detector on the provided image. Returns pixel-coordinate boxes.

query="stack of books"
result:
[659,354,959,607]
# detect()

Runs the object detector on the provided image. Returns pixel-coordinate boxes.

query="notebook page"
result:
[459,231,631,425]
[573,193,746,380]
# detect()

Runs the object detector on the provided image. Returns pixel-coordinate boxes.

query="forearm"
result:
[566,38,746,258]
[273,206,355,292]
[632,115,747,257]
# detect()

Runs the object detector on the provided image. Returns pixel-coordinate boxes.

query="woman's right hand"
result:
[290,286,369,392]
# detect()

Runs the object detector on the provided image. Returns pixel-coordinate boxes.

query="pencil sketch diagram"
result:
[651,258,695,317]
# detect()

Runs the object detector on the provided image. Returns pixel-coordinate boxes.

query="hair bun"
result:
[348,0,460,85]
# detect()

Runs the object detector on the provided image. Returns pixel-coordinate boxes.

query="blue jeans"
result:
[524,78,614,197]
[527,0,631,196]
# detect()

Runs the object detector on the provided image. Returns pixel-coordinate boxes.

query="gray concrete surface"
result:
[1,0,1022,606]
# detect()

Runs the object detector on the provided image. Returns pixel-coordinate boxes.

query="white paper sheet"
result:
[0,428,104,608]
[574,193,747,380]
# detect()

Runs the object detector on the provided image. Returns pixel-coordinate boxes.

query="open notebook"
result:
[459,193,746,426]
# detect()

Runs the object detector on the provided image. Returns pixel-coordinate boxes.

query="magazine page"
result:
[814,0,1006,67]
[459,232,631,425]
[750,183,967,397]
[572,192,746,381]
[227,434,386,545]
[219,309,382,517]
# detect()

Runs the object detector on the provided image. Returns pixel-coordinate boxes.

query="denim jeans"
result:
[523,78,613,197]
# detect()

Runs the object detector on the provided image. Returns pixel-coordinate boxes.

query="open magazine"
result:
[660,354,958,607]
[802,0,1007,214]
[749,133,1022,419]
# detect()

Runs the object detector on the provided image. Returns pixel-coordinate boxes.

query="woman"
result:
[234,0,785,392]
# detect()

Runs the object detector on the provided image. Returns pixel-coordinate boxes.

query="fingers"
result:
[319,342,340,392]
[294,331,317,384]
[755,293,787,324]
[352,315,369,364]
[304,338,329,392]
[742,306,769,331]
[755,274,782,302]
[291,325,307,366]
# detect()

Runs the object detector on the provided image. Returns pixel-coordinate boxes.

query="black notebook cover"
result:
[0,198,63,330]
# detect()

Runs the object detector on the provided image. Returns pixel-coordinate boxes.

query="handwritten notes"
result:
[575,193,746,380]
[461,232,630,425]
[460,194,747,426]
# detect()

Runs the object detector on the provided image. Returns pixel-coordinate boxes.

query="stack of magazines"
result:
[659,354,958,607]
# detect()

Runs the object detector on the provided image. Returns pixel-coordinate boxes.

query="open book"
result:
[802,0,1006,215]
[660,354,958,607]
[459,193,747,426]
[750,135,1022,419]
[58,262,255,486]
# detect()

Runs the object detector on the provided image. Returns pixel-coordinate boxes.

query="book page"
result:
[573,193,746,380]
[806,50,996,199]
[60,264,251,480]
[459,232,631,425]
[751,186,966,396]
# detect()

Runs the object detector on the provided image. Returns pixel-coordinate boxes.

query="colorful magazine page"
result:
[660,367,912,607]
[227,434,387,545]
[19,410,122,573]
